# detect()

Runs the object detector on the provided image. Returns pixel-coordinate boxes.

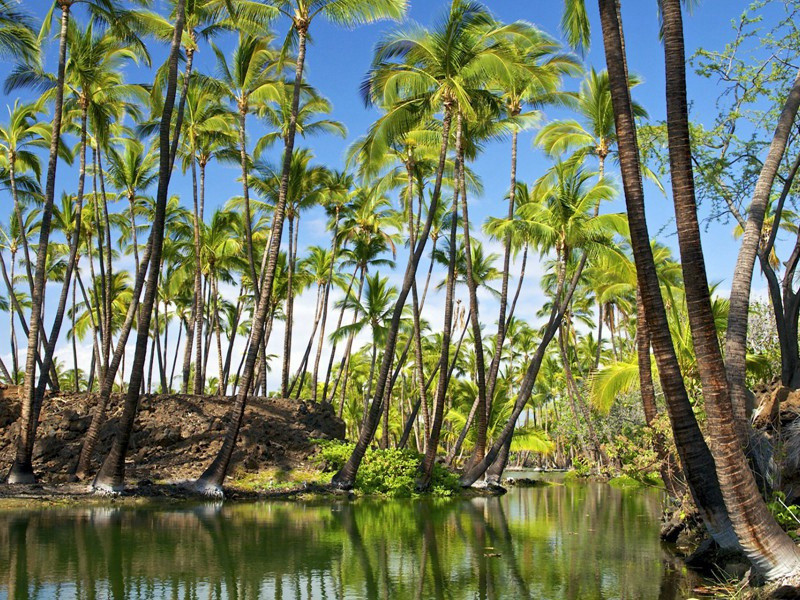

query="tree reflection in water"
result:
[0,479,700,599]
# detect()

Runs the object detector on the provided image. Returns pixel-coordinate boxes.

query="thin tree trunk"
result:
[312,210,339,402]
[91,1,185,493]
[7,4,70,484]
[281,216,295,397]
[195,24,310,493]
[332,102,454,489]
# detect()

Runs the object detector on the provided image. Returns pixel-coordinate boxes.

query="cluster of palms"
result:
[3,0,800,584]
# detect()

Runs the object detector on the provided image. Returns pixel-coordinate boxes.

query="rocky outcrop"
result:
[0,392,345,483]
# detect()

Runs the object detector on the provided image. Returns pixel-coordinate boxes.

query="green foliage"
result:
[768,492,800,538]
[313,440,459,497]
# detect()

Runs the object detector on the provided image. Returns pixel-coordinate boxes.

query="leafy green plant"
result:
[768,492,800,538]
[313,440,459,497]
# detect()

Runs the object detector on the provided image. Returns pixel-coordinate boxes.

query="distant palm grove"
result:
[4,0,800,586]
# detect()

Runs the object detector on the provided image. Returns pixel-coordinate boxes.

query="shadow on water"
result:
[0,479,700,599]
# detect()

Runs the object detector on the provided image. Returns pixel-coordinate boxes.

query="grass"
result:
[229,467,332,493]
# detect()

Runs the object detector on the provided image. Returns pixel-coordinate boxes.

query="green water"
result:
[0,478,698,599]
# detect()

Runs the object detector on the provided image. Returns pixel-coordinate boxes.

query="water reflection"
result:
[0,480,698,599]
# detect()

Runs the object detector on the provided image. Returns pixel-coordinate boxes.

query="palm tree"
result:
[196,0,407,495]
[580,0,739,555]
[91,0,186,493]
[332,272,397,421]
[483,30,579,413]
[660,0,800,578]
[208,33,282,291]
[252,148,328,397]
[333,0,512,489]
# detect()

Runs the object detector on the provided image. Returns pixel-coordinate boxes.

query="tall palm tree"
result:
[484,30,579,412]
[333,0,514,489]
[660,0,800,578]
[91,0,186,493]
[252,148,328,397]
[580,0,739,555]
[196,0,407,495]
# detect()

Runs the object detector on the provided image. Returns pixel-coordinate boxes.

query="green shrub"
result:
[768,492,800,538]
[313,440,460,498]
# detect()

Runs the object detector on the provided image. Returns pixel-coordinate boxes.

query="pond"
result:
[0,476,699,599]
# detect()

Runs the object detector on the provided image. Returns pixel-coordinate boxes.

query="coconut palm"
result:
[196,0,407,494]
[4,0,141,484]
[660,0,800,577]
[91,0,186,493]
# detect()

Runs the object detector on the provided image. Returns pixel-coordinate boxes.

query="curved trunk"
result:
[660,0,800,577]
[195,26,309,493]
[91,1,185,492]
[725,67,800,437]
[290,283,324,398]
[596,0,739,553]
[7,5,70,485]
[332,103,454,489]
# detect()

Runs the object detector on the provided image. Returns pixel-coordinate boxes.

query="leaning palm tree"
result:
[195,0,407,495]
[659,0,800,578]
[565,0,740,561]
[4,0,138,484]
[90,0,187,493]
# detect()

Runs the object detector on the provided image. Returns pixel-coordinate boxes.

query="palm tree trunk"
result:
[91,0,185,493]
[6,3,70,485]
[337,268,366,417]
[486,128,518,401]
[195,23,310,494]
[290,283,323,398]
[311,205,341,402]
[213,276,224,395]
[9,160,35,301]
[596,0,738,552]
[660,0,800,577]
[322,263,357,401]
[332,102,454,490]
[281,215,296,397]
[222,295,243,394]
[417,117,462,491]
[312,210,340,402]
[725,67,800,440]
[461,252,587,486]
[239,107,260,295]
[457,127,489,466]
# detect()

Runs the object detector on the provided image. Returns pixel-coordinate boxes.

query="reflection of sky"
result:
[0,2,787,387]
[0,481,698,599]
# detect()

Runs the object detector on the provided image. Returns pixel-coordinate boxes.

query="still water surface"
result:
[0,477,699,599]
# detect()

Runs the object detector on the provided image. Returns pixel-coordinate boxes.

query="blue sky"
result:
[1,0,789,389]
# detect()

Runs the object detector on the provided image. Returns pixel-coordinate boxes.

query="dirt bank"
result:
[0,388,345,483]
